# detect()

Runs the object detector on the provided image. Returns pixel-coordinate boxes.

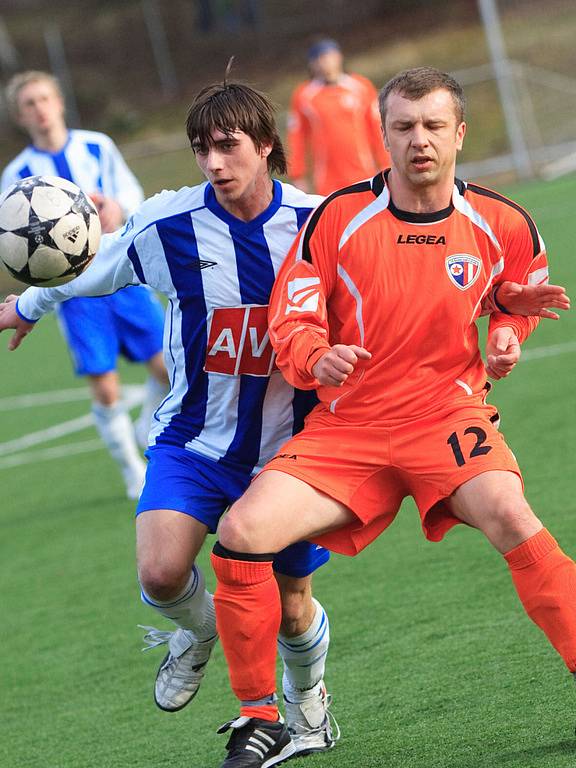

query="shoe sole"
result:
[262,741,296,768]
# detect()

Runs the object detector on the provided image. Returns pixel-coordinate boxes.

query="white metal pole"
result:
[477,0,533,179]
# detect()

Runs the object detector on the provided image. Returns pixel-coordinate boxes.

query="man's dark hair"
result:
[378,67,466,126]
[186,82,287,175]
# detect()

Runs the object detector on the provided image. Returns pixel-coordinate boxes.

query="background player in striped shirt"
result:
[287,38,390,196]
[2,71,169,499]
[0,81,339,764]
[204,67,574,766]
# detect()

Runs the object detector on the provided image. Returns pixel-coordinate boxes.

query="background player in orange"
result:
[287,38,390,195]
[207,66,573,767]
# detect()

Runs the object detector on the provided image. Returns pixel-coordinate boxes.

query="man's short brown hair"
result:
[379,67,466,126]
[5,70,63,119]
[186,82,287,175]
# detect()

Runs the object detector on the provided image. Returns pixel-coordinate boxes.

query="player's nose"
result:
[206,149,224,172]
[410,124,429,147]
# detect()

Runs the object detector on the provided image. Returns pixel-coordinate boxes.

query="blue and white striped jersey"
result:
[0,129,144,215]
[18,180,323,472]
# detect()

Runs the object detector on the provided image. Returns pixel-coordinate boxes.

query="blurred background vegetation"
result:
[1,0,575,193]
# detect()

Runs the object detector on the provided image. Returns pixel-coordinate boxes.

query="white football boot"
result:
[283,681,340,755]
[140,626,218,711]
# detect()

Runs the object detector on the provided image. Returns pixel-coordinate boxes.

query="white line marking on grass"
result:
[0,439,103,469]
[0,413,98,455]
[0,385,146,462]
[520,340,576,362]
[0,383,144,411]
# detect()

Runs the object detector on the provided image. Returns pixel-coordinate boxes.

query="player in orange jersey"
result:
[287,38,390,195]
[207,66,573,767]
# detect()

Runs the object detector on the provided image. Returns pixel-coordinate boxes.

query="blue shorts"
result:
[137,446,330,578]
[57,285,164,376]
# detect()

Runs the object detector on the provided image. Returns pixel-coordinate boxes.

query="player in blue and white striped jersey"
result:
[4,82,337,765]
[2,71,168,500]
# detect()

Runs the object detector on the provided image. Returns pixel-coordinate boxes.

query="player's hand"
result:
[485,327,520,380]
[312,344,372,386]
[90,193,124,233]
[0,294,35,350]
[494,281,570,320]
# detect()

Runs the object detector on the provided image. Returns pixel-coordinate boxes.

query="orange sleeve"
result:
[268,208,337,388]
[488,208,548,344]
[287,86,310,182]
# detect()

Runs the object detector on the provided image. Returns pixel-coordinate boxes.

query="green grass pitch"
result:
[0,175,575,767]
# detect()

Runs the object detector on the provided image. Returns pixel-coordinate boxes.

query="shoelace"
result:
[138,625,172,651]
[287,693,341,742]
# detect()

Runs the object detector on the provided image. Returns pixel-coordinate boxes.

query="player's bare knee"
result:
[217,508,257,553]
[138,559,191,602]
[488,494,539,543]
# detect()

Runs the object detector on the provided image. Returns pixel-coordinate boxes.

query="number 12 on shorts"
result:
[447,427,492,467]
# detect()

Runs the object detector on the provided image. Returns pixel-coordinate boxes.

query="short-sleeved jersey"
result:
[287,74,390,196]
[0,129,144,216]
[268,172,547,424]
[17,180,323,472]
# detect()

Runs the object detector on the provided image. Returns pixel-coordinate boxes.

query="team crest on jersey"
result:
[445,254,482,291]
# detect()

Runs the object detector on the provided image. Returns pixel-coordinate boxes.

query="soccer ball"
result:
[0,175,101,287]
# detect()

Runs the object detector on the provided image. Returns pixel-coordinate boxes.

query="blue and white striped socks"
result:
[278,597,330,698]
[140,565,216,641]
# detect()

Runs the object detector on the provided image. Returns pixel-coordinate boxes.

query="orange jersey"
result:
[268,173,547,424]
[287,74,390,196]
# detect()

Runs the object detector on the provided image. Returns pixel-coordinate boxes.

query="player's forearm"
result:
[17,241,137,321]
[488,312,539,346]
[274,329,331,389]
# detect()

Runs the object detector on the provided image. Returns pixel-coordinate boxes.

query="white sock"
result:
[134,376,169,449]
[278,597,330,699]
[140,565,217,642]
[91,401,146,478]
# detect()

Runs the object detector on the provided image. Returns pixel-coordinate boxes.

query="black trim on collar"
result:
[466,183,541,258]
[371,171,386,196]
[382,169,455,223]
[301,179,372,263]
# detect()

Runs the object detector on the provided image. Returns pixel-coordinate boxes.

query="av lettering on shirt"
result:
[205,305,275,376]
[17,180,323,472]
[269,173,547,422]
[0,129,144,215]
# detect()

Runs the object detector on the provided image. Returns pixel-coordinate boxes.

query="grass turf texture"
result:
[0,175,575,767]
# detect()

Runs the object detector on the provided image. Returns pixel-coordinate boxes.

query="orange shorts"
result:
[261,397,522,556]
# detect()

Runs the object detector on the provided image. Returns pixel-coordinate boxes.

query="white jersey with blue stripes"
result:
[17,180,323,472]
[0,129,144,215]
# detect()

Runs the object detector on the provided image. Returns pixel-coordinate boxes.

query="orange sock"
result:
[505,527,576,671]
[211,546,281,721]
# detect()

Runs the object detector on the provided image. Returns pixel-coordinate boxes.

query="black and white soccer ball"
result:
[0,175,101,287]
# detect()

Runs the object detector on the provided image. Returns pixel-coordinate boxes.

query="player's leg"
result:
[135,448,230,712]
[211,469,353,767]
[89,370,147,500]
[275,570,339,755]
[56,296,147,499]
[134,350,170,449]
[447,470,576,672]
[109,286,168,449]
[137,508,217,711]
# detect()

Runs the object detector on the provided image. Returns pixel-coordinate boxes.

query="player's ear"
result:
[260,142,273,160]
[455,121,466,151]
[382,125,390,150]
